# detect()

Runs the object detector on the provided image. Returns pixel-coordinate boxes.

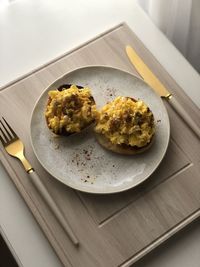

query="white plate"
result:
[30,66,170,194]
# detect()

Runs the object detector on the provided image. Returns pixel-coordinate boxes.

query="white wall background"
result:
[137,0,200,73]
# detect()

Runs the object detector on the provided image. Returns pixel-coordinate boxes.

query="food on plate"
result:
[94,96,155,154]
[45,84,96,135]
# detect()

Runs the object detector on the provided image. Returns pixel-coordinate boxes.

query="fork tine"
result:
[2,117,18,138]
[0,124,9,144]
[0,119,13,140]
[0,131,6,146]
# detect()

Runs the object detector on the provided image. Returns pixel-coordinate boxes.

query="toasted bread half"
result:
[95,132,154,155]
[45,84,96,136]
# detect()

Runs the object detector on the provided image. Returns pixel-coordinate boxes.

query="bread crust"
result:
[95,132,154,155]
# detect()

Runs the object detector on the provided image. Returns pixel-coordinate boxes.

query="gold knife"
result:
[126,45,200,139]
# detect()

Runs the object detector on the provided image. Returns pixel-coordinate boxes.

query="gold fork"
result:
[0,117,79,246]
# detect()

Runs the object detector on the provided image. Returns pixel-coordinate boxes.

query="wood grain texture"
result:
[0,23,200,267]
[78,139,190,224]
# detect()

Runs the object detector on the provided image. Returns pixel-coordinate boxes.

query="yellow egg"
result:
[95,96,155,147]
[45,85,96,134]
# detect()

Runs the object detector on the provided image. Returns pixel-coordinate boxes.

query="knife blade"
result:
[126,45,200,139]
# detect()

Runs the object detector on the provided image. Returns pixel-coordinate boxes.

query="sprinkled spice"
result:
[70,145,96,183]
[106,87,117,98]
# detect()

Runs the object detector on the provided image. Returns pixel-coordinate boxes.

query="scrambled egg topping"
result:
[45,85,96,134]
[95,96,155,147]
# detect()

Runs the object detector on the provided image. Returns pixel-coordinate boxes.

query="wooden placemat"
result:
[0,23,200,267]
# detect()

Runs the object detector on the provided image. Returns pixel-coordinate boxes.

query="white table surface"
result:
[0,1,200,267]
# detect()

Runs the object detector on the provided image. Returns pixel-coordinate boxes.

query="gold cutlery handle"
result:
[168,96,200,139]
[28,168,79,246]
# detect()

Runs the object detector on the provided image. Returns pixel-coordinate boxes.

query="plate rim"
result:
[30,65,170,194]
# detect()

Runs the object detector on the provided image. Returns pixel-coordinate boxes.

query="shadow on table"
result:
[132,218,200,267]
[0,234,18,267]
